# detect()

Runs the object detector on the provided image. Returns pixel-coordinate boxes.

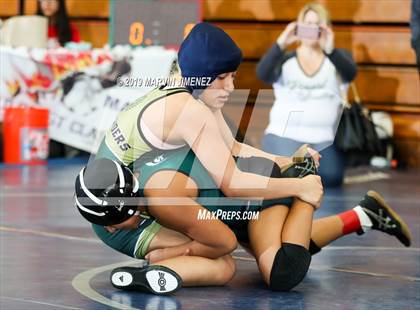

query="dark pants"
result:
[262,134,346,187]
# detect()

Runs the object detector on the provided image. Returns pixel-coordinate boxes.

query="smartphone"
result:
[295,25,320,40]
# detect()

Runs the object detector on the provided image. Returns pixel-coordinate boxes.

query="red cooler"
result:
[3,106,50,165]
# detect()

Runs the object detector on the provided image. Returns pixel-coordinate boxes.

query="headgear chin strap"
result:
[178,22,243,91]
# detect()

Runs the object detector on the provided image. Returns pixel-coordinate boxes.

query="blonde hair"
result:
[297,2,331,26]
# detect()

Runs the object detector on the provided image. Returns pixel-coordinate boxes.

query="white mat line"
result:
[2,226,419,253]
[0,296,84,310]
[72,260,142,310]
[0,226,100,243]
[311,266,420,282]
[1,192,73,197]
[233,257,420,282]
[322,245,420,252]
[344,172,390,184]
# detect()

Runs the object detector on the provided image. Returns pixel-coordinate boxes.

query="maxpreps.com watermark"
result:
[197,209,260,221]
[117,76,212,88]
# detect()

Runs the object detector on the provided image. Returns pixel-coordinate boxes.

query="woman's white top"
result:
[265,55,347,144]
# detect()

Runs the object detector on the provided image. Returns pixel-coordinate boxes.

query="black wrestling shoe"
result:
[110,265,182,295]
[280,144,317,178]
[359,191,412,247]
[280,157,317,178]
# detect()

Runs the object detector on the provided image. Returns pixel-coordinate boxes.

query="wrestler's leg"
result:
[241,155,411,251]
[148,226,191,251]
[309,191,412,250]
[145,226,235,286]
[247,205,289,284]
[247,199,314,291]
[155,255,235,286]
[310,215,344,248]
[109,224,236,289]
[281,199,314,248]
[144,170,237,260]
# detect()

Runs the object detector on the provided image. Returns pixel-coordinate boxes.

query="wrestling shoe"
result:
[280,144,317,178]
[358,190,412,247]
[280,156,317,178]
[110,265,182,295]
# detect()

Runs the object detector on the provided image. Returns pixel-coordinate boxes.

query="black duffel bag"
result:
[336,83,385,165]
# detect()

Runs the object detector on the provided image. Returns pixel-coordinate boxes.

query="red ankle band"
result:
[338,209,361,235]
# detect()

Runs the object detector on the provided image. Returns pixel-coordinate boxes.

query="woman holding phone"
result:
[257,2,357,187]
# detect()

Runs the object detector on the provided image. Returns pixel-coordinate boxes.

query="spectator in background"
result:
[37,0,80,48]
[411,0,420,73]
[37,0,83,158]
[256,2,357,187]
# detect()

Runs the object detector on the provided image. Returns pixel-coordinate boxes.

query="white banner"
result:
[0,46,177,153]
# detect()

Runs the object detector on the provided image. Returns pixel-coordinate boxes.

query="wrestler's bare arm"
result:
[172,99,323,207]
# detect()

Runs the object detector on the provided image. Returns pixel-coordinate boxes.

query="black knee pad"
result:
[309,239,322,255]
[269,243,311,291]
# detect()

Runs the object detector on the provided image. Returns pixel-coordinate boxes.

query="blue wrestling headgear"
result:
[178,22,243,90]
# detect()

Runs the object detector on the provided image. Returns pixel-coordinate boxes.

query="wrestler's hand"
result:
[297,175,323,209]
[307,147,321,168]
